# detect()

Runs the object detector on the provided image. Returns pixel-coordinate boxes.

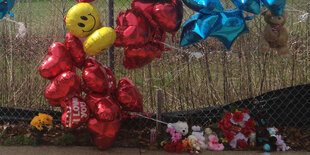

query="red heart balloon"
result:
[61,97,90,128]
[87,118,121,150]
[116,78,143,112]
[123,43,162,69]
[47,98,67,107]
[131,0,157,27]
[76,0,95,2]
[82,58,110,94]
[39,42,73,80]
[45,71,81,103]
[85,94,120,121]
[115,10,153,47]
[65,33,86,68]
[152,0,183,33]
[102,66,117,94]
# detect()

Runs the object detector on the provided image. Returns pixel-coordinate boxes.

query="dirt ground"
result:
[0,146,309,155]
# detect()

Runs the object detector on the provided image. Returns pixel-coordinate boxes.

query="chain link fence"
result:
[0,0,310,148]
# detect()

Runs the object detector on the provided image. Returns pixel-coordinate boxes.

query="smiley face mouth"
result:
[82,13,96,33]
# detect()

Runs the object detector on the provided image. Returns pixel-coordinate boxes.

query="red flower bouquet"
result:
[218,109,255,150]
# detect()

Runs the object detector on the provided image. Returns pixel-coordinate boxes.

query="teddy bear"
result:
[204,127,216,144]
[167,121,189,136]
[191,126,208,150]
[261,10,290,56]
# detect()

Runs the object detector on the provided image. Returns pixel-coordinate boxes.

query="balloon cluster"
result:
[39,1,144,150]
[115,0,184,69]
[0,0,15,19]
[180,0,287,50]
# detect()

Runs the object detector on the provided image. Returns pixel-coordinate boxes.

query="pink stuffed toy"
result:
[208,135,224,151]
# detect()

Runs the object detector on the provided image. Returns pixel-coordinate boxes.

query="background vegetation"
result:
[0,0,309,113]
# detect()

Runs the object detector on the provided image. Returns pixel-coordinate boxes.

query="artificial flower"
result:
[30,113,53,131]
[232,111,244,123]
[175,141,185,153]
[221,138,228,143]
[229,133,248,149]
[237,139,248,149]
[223,130,235,142]
[172,132,182,143]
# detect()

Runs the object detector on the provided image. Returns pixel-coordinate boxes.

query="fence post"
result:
[108,0,115,72]
[156,89,163,132]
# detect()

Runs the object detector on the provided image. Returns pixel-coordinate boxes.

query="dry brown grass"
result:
[0,0,309,113]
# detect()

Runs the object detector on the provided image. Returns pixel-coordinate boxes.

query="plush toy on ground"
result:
[167,121,189,136]
[261,10,290,56]
[191,126,207,150]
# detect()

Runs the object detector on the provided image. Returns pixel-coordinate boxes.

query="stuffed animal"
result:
[167,121,189,136]
[275,135,290,151]
[204,128,216,144]
[208,135,225,151]
[255,116,277,151]
[191,126,208,150]
[261,10,290,56]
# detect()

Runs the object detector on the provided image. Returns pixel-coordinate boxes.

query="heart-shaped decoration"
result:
[116,78,143,112]
[152,0,183,33]
[123,43,162,69]
[40,42,73,80]
[65,33,86,68]
[82,58,110,94]
[61,97,90,128]
[115,10,153,47]
[87,118,121,150]
[85,94,120,121]
[45,71,82,103]
[131,0,157,26]
[102,66,116,94]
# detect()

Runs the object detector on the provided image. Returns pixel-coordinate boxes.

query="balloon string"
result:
[132,112,169,125]
[160,41,204,60]
[285,5,309,25]
[3,17,27,38]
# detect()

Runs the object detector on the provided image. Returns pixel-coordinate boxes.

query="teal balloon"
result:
[180,13,219,46]
[182,0,224,14]
[263,144,271,151]
[210,9,249,50]
[180,9,249,50]
[0,0,15,19]
[261,0,286,16]
[231,0,261,14]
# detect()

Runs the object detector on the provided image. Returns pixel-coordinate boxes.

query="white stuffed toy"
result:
[167,121,189,136]
[191,125,208,150]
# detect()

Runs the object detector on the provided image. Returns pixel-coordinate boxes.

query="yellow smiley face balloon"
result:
[66,3,101,38]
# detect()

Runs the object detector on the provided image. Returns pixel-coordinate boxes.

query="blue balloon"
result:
[180,13,219,46]
[210,9,249,50]
[180,9,249,50]
[0,0,15,19]
[261,0,286,16]
[231,0,261,14]
[263,144,271,151]
[182,0,224,14]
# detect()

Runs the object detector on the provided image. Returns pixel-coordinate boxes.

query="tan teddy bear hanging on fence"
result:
[261,10,290,56]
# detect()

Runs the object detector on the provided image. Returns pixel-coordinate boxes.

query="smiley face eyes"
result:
[78,16,88,27]
[81,16,88,20]
[78,23,85,27]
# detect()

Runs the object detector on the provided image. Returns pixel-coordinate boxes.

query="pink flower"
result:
[166,127,176,135]
[208,135,224,151]
[172,132,182,143]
